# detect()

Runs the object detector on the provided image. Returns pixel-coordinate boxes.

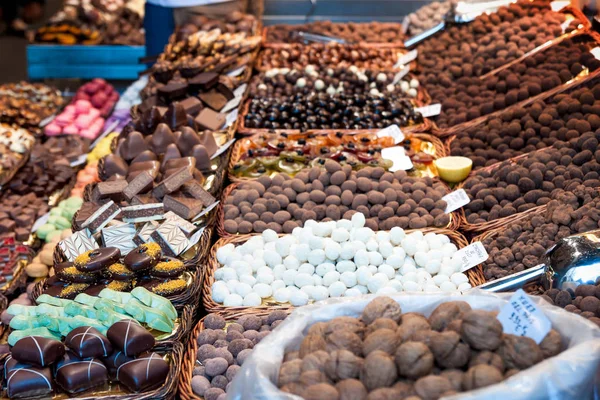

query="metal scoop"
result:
[404,0,516,48]
[477,230,600,293]
[289,31,351,45]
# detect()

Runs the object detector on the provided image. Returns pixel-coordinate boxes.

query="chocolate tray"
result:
[227,131,446,183]
[202,229,470,315]
[29,275,196,343]
[236,99,433,137]
[179,311,285,400]
[0,341,182,400]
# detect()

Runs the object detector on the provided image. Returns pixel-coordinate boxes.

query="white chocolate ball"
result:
[354,249,370,267]
[328,281,347,297]
[298,263,315,275]
[254,283,273,298]
[440,281,457,292]
[345,288,362,297]
[410,78,419,88]
[312,286,329,301]
[316,262,335,277]
[367,273,389,293]
[274,288,291,303]
[296,77,307,88]
[262,229,278,242]
[235,282,253,298]
[378,264,395,280]
[451,272,469,286]
[432,274,450,286]
[340,271,357,287]
[332,228,350,243]
[356,266,373,286]
[290,290,309,306]
[351,212,366,228]
[282,269,298,286]
[323,271,341,286]
[243,293,262,306]
[294,273,314,288]
[336,260,356,273]
[223,293,243,306]
[308,249,326,265]
[458,282,472,291]
[315,79,325,91]
[212,282,229,303]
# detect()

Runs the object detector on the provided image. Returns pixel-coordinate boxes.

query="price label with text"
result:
[211,139,236,160]
[376,125,404,144]
[32,213,50,232]
[442,189,470,213]
[381,146,413,171]
[455,242,489,272]
[396,49,418,67]
[393,65,411,85]
[415,104,441,117]
[497,289,552,344]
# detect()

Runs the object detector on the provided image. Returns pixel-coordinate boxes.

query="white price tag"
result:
[561,18,571,33]
[381,146,413,171]
[39,114,56,128]
[497,289,552,344]
[376,124,404,144]
[225,109,239,128]
[184,227,205,252]
[393,65,411,85]
[550,0,570,11]
[69,154,88,167]
[32,212,50,232]
[193,201,220,221]
[591,47,600,61]
[227,66,246,77]
[233,84,248,99]
[395,49,418,67]
[415,104,441,117]
[211,139,236,160]
[442,189,470,213]
[221,97,242,114]
[455,242,489,272]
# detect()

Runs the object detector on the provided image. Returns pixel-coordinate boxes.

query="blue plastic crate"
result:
[27,45,146,80]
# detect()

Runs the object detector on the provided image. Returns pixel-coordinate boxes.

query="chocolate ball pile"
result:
[176,12,257,40]
[462,131,600,224]
[251,67,419,99]
[258,45,402,71]
[481,185,600,280]
[266,21,405,44]
[244,93,422,131]
[223,161,451,235]
[425,37,598,128]
[192,311,288,400]
[450,77,600,168]
[278,296,563,400]
[542,284,600,327]
[417,2,566,78]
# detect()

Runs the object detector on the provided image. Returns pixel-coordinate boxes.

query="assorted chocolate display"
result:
[231,131,437,178]
[0,125,35,185]
[405,0,456,36]
[175,12,258,40]
[192,312,288,399]
[32,0,144,45]
[0,82,64,132]
[415,2,586,128]
[0,238,33,291]
[4,320,169,397]
[223,161,451,234]
[265,21,405,44]
[257,44,406,72]
[277,296,565,399]
[450,75,600,169]
[480,185,600,280]
[462,130,600,224]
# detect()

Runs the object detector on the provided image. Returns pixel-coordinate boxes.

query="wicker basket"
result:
[236,99,434,137]
[0,147,31,187]
[0,293,8,338]
[202,228,470,315]
[216,181,460,238]
[179,311,284,400]
[468,206,548,288]
[0,245,36,296]
[227,131,446,183]
[455,146,559,233]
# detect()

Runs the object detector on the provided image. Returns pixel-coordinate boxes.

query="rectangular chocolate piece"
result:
[198,90,228,112]
[80,201,120,233]
[102,223,137,255]
[133,221,159,246]
[163,211,197,236]
[123,171,155,201]
[179,96,203,116]
[194,108,226,131]
[131,194,159,205]
[121,203,165,223]
[157,82,188,102]
[58,230,98,262]
[92,181,128,202]
[163,195,204,220]
[152,166,193,199]
[151,219,190,257]
[216,82,235,101]
[188,72,219,91]
[181,181,216,206]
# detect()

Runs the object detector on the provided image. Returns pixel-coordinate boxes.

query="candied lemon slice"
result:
[434,156,473,183]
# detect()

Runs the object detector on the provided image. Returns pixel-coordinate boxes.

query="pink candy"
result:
[75,100,92,114]
[63,124,79,135]
[44,123,62,136]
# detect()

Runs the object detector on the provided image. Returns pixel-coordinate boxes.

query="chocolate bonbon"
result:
[65,326,113,358]
[11,336,66,367]
[107,319,156,356]
[117,352,169,392]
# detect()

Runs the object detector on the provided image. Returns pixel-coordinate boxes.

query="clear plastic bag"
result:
[228,290,600,400]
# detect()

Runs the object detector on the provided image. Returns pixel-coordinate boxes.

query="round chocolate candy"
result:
[139,278,187,297]
[56,266,98,284]
[124,243,162,272]
[74,247,121,273]
[150,257,185,278]
[105,263,136,281]
[44,283,90,299]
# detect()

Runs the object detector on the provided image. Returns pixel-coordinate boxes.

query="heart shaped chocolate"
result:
[120,131,149,161]
[151,123,177,154]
